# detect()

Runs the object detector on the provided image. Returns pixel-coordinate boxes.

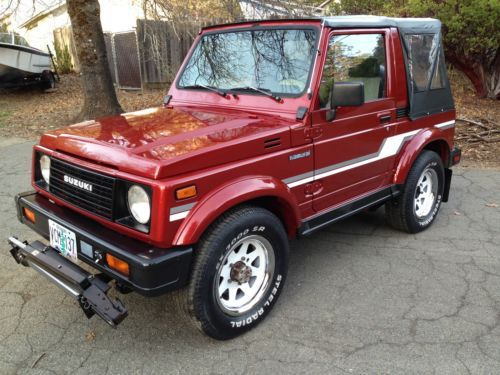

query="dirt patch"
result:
[0,74,164,138]
[0,71,499,167]
[450,69,500,168]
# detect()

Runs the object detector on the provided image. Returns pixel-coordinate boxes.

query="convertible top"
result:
[203,15,441,34]
[324,16,453,120]
[322,15,441,34]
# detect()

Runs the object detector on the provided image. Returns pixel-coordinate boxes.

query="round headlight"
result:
[40,155,51,184]
[127,185,151,224]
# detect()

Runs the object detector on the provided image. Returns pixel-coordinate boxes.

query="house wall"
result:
[19,0,143,52]
[23,5,70,53]
[100,0,143,33]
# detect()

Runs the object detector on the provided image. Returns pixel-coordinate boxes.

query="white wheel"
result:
[414,168,438,218]
[214,235,275,316]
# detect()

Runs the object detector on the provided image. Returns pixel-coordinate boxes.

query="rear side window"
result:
[319,33,386,108]
[404,34,446,92]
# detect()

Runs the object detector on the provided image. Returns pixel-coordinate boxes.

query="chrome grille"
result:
[49,158,115,219]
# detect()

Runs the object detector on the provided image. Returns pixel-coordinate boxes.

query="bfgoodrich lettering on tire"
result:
[386,150,444,233]
[175,206,289,340]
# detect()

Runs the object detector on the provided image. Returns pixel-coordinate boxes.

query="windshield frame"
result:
[175,25,320,99]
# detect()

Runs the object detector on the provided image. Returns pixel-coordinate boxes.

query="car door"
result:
[311,29,397,213]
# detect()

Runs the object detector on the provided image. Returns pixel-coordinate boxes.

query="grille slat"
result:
[49,185,113,216]
[50,180,113,205]
[49,158,115,220]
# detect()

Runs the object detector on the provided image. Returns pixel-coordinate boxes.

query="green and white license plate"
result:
[49,219,78,262]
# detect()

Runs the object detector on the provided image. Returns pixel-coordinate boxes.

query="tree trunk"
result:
[67,0,123,121]
[483,50,500,100]
[446,50,500,100]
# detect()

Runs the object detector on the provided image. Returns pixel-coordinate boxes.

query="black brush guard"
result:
[8,237,127,327]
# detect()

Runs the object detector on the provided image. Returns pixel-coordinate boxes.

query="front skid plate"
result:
[8,237,127,327]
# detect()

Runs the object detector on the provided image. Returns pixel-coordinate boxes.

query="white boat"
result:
[0,32,54,88]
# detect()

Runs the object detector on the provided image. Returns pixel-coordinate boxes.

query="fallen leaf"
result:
[85,330,96,341]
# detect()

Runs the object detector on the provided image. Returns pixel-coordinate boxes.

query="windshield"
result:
[0,33,30,46]
[178,28,318,96]
[0,33,13,44]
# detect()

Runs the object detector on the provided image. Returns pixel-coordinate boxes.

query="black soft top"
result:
[324,16,453,120]
[322,15,441,33]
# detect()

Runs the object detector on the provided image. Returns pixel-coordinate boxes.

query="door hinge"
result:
[304,181,323,196]
[304,127,323,140]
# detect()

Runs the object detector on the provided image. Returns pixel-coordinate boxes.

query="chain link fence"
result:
[100,20,207,90]
[104,31,142,90]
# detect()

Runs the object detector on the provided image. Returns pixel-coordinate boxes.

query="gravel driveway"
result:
[1,138,499,374]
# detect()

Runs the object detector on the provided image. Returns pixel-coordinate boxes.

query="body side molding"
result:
[299,185,401,236]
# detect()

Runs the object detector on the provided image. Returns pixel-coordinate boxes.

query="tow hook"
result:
[8,237,128,327]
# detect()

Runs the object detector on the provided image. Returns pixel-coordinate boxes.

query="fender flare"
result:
[172,175,301,246]
[392,128,451,185]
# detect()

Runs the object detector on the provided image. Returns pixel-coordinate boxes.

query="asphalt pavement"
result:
[1,137,500,374]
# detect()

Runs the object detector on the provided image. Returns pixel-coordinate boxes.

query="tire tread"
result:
[386,150,444,233]
[174,205,286,339]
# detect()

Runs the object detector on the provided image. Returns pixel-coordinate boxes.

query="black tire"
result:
[386,150,444,233]
[175,206,289,340]
[41,70,55,91]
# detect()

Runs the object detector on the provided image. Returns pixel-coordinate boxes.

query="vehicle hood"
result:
[39,106,293,179]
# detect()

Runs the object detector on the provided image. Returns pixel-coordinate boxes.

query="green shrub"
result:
[54,39,73,74]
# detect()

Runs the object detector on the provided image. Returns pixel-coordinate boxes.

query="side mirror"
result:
[327,82,365,121]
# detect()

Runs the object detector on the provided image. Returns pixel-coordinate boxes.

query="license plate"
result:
[49,219,78,262]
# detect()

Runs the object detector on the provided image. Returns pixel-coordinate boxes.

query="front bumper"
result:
[9,237,128,326]
[13,191,193,296]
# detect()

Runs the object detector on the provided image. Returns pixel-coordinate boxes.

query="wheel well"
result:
[240,196,298,238]
[422,140,450,166]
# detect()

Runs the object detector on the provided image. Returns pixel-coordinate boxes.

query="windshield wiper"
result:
[182,84,227,97]
[228,86,282,102]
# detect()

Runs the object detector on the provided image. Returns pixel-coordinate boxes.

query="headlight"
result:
[40,155,51,184]
[127,185,151,224]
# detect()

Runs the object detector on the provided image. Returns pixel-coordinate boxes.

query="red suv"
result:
[9,16,460,339]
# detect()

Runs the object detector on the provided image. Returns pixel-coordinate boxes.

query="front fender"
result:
[172,176,301,246]
[392,128,450,185]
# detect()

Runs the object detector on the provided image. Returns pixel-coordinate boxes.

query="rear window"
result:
[404,33,445,92]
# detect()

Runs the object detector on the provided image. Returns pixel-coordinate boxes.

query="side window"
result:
[318,33,386,109]
[404,33,445,92]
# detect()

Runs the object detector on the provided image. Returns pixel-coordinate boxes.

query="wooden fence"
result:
[53,26,80,72]
[52,19,214,89]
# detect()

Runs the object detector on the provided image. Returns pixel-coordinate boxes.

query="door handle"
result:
[378,114,392,124]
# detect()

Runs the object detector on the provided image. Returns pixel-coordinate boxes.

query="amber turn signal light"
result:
[23,207,36,223]
[106,254,130,276]
[175,185,197,200]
